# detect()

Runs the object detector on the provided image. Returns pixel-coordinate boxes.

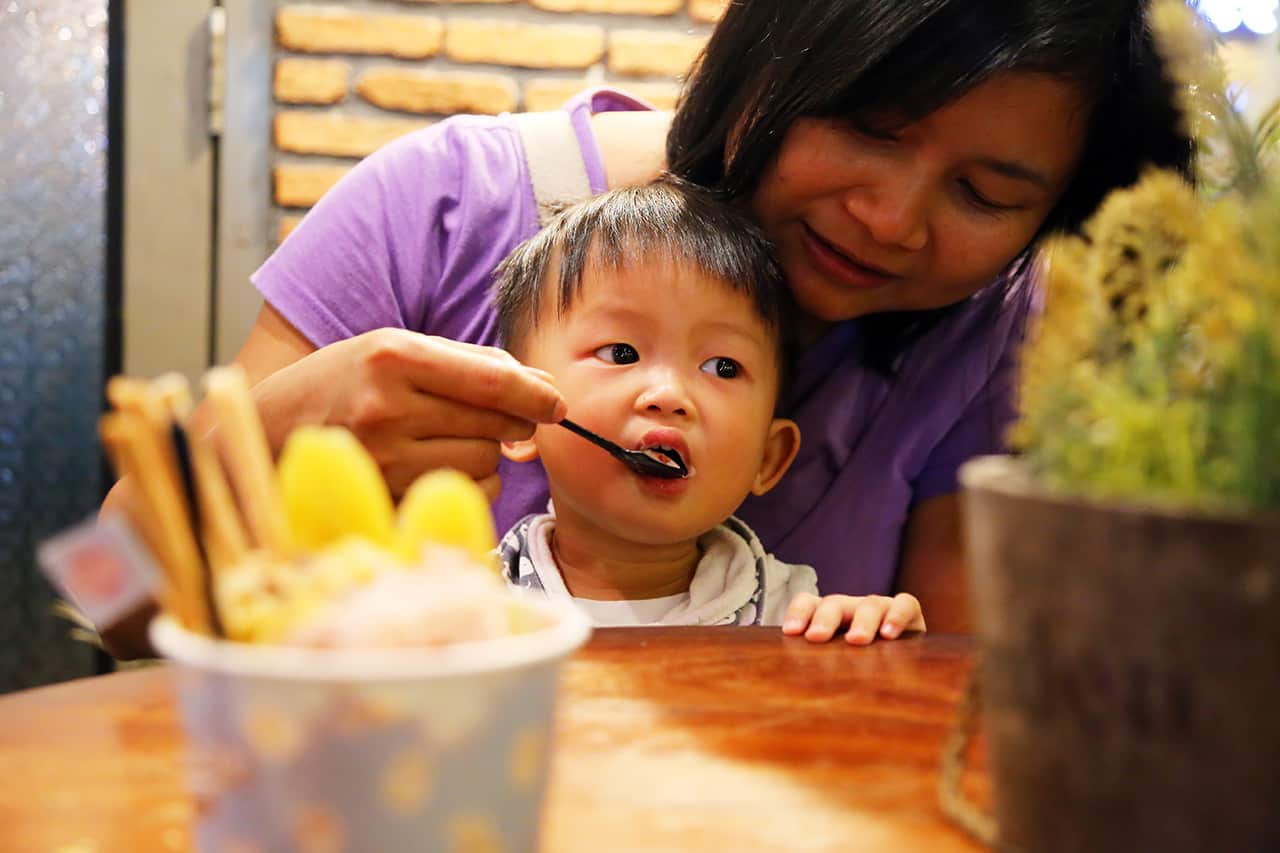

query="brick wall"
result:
[271,0,726,242]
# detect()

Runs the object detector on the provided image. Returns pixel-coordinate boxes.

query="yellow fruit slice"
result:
[277,426,396,551]
[398,469,497,565]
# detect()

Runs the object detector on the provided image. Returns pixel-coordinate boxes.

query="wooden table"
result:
[0,628,987,852]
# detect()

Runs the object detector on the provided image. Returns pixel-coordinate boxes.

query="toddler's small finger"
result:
[805,596,853,643]
[845,597,889,646]
[882,593,925,637]
[782,593,820,635]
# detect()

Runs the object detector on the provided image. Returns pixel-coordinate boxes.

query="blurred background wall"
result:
[118,0,724,395]
[0,0,113,691]
[268,1,724,247]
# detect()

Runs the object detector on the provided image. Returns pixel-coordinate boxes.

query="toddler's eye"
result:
[700,357,741,379]
[595,343,639,364]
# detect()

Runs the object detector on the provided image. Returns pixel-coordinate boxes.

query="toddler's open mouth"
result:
[639,446,688,476]
[636,430,693,479]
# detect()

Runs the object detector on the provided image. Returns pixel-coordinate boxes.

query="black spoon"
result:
[559,419,688,479]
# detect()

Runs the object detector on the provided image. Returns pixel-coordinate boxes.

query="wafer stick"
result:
[99,409,209,632]
[154,372,194,420]
[106,376,173,447]
[106,378,213,632]
[158,374,243,633]
[188,426,251,572]
[112,409,209,633]
[153,374,251,573]
[100,414,181,619]
[204,366,290,556]
[168,423,227,637]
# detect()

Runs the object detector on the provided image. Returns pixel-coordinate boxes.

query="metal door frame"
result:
[215,0,272,366]
[122,0,271,382]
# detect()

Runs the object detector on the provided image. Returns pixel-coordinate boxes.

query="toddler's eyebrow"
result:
[692,320,774,352]
[574,305,653,327]
[574,307,773,351]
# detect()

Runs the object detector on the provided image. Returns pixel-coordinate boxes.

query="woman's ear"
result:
[751,418,801,496]
[501,438,540,464]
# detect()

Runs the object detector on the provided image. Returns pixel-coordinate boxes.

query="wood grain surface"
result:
[0,628,987,852]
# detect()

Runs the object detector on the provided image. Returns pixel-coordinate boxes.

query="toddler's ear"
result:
[751,418,801,496]
[501,437,540,464]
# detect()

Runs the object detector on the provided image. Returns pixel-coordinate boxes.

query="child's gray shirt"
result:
[498,513,819,626]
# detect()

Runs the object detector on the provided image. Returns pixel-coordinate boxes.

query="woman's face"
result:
[749,72,1089,328]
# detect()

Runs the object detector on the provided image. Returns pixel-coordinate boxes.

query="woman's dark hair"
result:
[493,177,795,391]
[667,0,1192,375]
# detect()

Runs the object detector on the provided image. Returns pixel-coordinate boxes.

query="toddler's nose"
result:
[634,371,694,418]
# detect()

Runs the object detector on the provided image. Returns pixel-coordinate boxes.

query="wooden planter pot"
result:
[960,455,1280,852]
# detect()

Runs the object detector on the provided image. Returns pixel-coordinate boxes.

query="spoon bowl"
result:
[558,419,688,479]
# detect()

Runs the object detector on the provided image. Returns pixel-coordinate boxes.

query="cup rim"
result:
[150,597,593,682]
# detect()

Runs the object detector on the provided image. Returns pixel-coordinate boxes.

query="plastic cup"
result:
[151,600,591,852]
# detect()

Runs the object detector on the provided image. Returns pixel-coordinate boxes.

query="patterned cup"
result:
[151,601,591,852]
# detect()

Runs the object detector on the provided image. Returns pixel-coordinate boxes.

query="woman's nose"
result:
[843,178,929,253]
[634,371,695,419]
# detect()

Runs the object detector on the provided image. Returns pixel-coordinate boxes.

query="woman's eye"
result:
[959,179,1019,213]
[700,357,741,379]
[846,118,899,143]
[594,343,639,364]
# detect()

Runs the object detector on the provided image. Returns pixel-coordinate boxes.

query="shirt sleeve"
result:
[252,124,465,347]
[912,277,1037,504]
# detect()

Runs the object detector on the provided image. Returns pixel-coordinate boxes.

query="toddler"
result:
[493,179,925,643]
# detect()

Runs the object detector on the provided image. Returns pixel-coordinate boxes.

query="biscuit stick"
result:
[106,379,211,632]
[99,388,210,633]
[203,366,290,556]
[153,373,194,420]
[188,427,251,572]
[154,374,250,573]
[99,414,180,620]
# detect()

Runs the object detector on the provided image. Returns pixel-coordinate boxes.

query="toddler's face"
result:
[510,255,798,546]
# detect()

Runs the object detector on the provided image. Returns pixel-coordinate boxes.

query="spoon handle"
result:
[558,418,627,461]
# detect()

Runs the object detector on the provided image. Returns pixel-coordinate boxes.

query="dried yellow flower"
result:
[1013,0,1280,509]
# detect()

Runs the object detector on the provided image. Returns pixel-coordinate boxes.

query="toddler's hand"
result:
[781,592,926,645]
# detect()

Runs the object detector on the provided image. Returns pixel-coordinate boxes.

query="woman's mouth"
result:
[800,223,902,291]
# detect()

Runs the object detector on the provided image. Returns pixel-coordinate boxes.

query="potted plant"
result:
[953,2,1280,850]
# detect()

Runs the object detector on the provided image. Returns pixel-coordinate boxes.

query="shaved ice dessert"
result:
[150,424,591,852]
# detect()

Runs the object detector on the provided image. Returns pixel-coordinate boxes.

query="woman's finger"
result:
[475,473,502,504]
[845,596,890,646]
[341,380,541,444]
[806,595,860,643]
[426,338,557,385]
[379,437,503,498]
[425,335,523,363]
[880,593,926,639]
[782,593,821,635]
[399,389,540,443]
[371,332,565,424]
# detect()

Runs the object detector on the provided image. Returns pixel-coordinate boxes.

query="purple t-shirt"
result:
[254,88,1033,595]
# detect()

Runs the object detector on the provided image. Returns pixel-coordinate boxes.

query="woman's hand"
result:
[99,307,562,657]
[782,592,926,645]
[253,327,565,500]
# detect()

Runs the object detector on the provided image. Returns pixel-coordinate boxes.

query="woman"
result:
[105,0,1189,633]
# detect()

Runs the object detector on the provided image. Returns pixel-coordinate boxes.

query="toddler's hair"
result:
[494,177,792,379]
